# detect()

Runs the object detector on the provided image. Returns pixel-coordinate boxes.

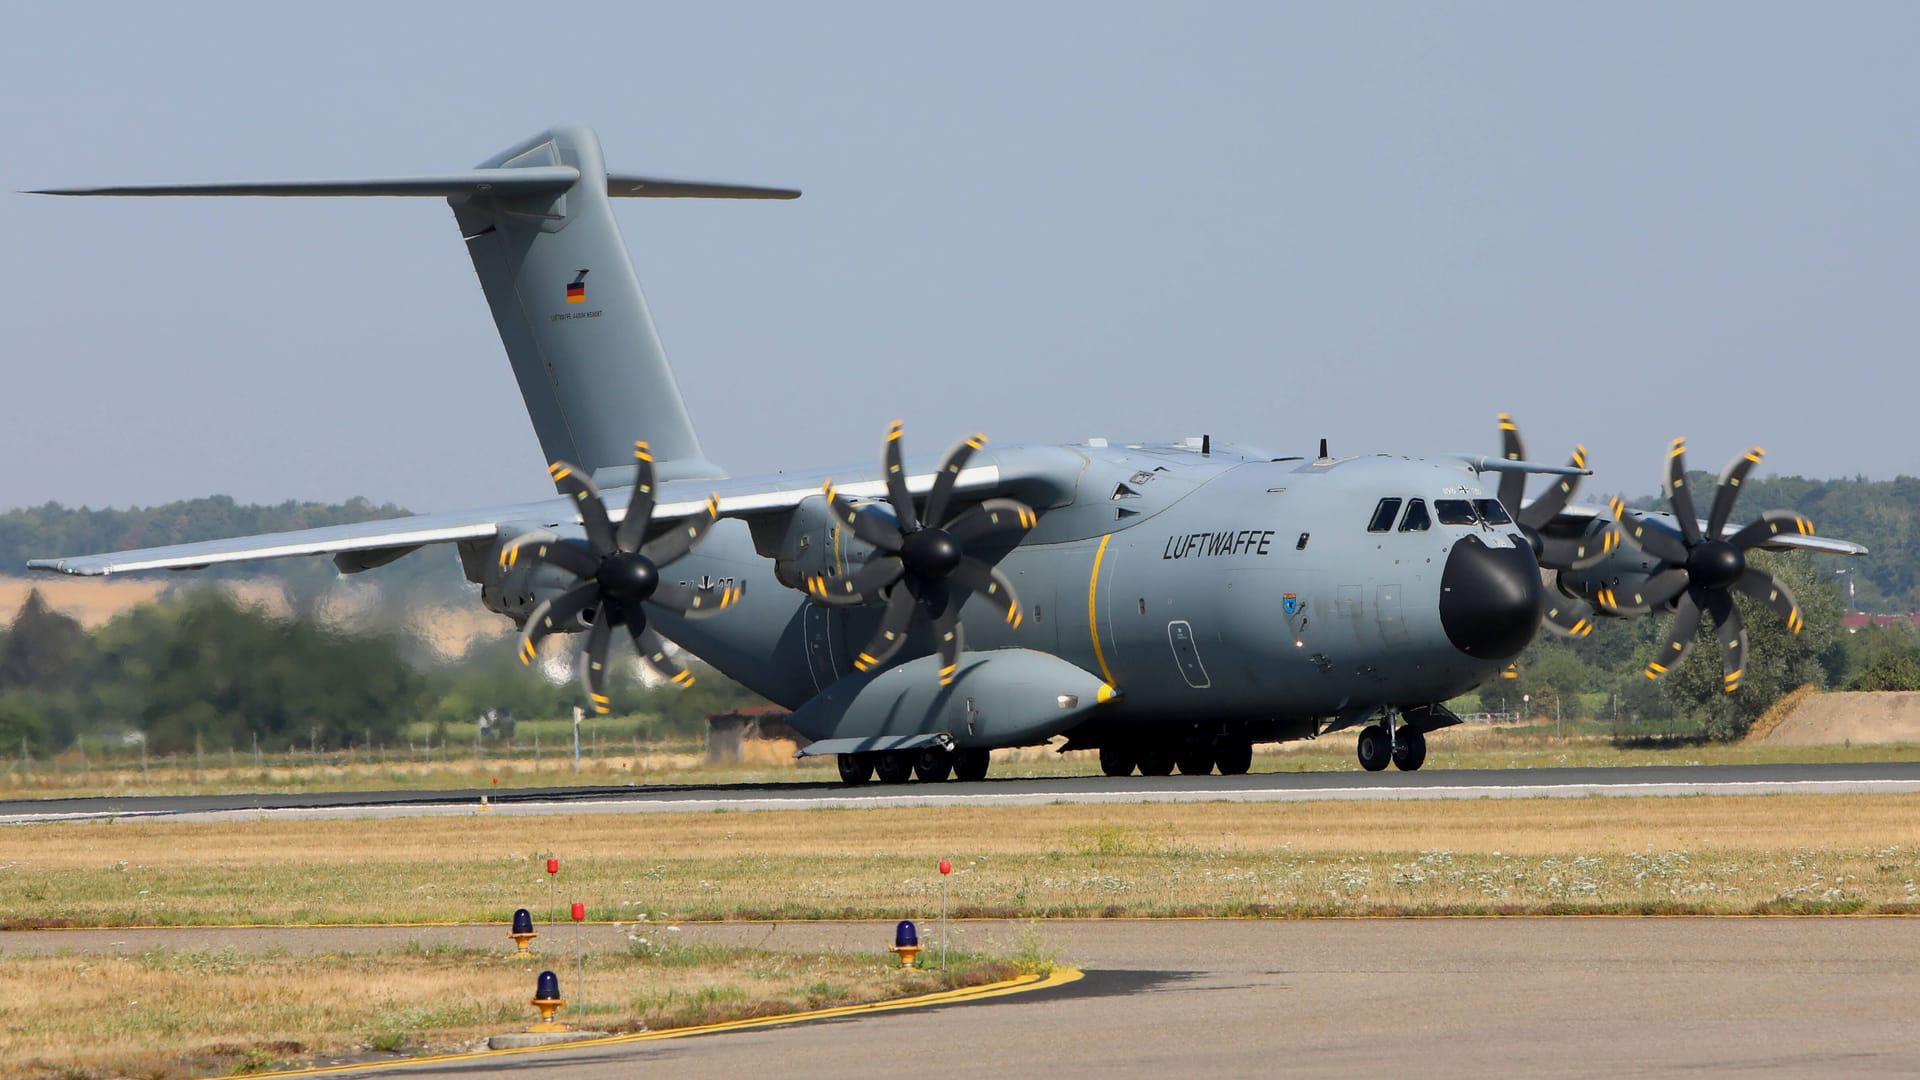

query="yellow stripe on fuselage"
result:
[1088,533,1116,687]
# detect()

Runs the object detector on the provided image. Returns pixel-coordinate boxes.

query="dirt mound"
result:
[1750,691,1920,745]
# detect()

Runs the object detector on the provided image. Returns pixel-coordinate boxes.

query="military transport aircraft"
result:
[25,124,1866,783]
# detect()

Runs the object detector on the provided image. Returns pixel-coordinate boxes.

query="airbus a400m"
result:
[26,124,1865,782]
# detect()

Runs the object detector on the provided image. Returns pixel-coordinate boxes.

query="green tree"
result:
[0,589,92,693]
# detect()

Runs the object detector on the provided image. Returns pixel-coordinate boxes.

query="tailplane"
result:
[31,123,799,488]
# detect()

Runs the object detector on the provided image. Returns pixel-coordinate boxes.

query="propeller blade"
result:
[1517,445,1588,528]
[852,585,919,673]
[631,621,696,688]
[924,433,987,528]
[1643,591,1703,681]
[945,498,1038,547]
[1596,567,1690,616]
[882,420,921,533]
[651,579,746,619]
[1610,500,1692,566]
[948,555,1025,629]
[1541,594,1596,639]
[639,493,723,568]
[497,531,599,580]
[1726,509,1816,551]
[1495,414,1526,514]
[1663,438,1703,546]
[1706,448,1763,542]
[580,605,615,715]
[1734,567,1805,635]
[550,461,616,556]
[933,601,964,687]
[1706,591,1747,693]
[806,555,906,606]
[614,440,658,552]
[517,579,600,664]
[823,482,905,552]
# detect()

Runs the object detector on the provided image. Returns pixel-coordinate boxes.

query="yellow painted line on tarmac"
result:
[221,967,1083,1079]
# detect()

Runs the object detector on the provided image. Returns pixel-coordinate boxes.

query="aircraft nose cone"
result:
[1439,535,1543,661]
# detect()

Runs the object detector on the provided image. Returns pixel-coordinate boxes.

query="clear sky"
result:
[1,3,1913,515]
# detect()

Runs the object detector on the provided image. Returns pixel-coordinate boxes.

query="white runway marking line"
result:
[9,777,1920,825]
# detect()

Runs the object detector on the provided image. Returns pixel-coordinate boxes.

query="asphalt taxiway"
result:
[13,919,1916,1077]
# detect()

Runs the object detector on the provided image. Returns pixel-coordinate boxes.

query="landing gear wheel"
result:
[953,748,991,782]
[1137,744,1176,776]
[1176,745,1215,776]
[837,753,874,786]
[874,750,913,784]
[1099,743,1137,777]
[1356,725,1391,772]
[1392,729,1427,772]
[914,747,954,783]
[1214,740,1253,776]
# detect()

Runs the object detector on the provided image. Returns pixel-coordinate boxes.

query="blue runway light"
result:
[536,970,561,1002]
[513,908,535,935]
[895,920,918,949]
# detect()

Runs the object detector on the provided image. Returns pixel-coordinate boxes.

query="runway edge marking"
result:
[224,967,1084,1079]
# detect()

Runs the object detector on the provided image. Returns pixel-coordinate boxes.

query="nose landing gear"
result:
[1350,704,1454,772]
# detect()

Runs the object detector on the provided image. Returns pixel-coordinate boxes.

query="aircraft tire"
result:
[1356,725,1391,772]
[1215,740,1253,776]
[1099,743,1137,777]
[1175,745,1215,776]
[953,748,991,782]
[875,751,914,784]
[1392,729,1428,772]
[837,753,874,786]
[914,747,954,783]
[1137,744,1176,776]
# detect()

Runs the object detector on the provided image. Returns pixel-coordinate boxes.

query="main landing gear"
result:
[838,748,991,786]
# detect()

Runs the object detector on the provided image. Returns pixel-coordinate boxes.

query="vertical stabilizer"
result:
[451,124,789,487]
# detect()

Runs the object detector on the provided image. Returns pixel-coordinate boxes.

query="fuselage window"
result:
[1434,499,1477,526]
[1367,497,1403,533]
[1399,498,1430,532]
[1475,498,1513,525]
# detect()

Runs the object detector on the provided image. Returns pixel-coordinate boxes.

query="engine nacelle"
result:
[458,526,594,626]
[754,494,886,595]
[1552,513,1678,612]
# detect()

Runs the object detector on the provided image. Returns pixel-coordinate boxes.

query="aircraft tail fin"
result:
[32,124,800,489]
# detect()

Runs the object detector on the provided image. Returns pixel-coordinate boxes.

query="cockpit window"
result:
[1434,499,1477,526]
[1367,497,1402,533]
[1399,498,1430,532]
[1474,498,1512,525]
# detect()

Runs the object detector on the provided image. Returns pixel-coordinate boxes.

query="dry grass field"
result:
[8,795,1920,927]
[0,942,1017,1080]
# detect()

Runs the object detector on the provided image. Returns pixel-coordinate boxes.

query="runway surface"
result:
[6,760,1920,824]
[14,919,1918,1077]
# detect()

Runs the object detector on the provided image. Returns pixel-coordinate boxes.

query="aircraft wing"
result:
[1542,503,1868,557]
[25,456,1039,577]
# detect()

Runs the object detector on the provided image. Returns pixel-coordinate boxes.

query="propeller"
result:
[1496,414,1610,638]
[1594,439,1810,693]
[804,422,1037,686]
[498,440,744,714]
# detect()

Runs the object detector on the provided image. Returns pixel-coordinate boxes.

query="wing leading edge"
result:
[25,463,1011,577]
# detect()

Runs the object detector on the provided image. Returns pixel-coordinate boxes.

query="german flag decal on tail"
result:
[566,269,588,304]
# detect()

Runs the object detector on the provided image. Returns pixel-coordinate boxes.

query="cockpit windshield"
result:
[1474,498,1513,525]
[1434,499,1478,526]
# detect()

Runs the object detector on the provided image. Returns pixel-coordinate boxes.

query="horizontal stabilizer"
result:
[30,171,797,201]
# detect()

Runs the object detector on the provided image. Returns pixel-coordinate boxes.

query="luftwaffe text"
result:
[1162,530,1275,560]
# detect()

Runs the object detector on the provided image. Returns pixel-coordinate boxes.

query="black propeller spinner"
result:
[805,422,1037,686]
[499,441,743,714]
[1595,439,1810,693]
[1495,413,1613,638]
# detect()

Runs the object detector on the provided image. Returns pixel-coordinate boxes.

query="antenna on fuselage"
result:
[1316,438,1330,462]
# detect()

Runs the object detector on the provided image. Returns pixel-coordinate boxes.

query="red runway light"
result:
[571,902,585,921]
[547,858,559,875]
[939,859,952,875]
